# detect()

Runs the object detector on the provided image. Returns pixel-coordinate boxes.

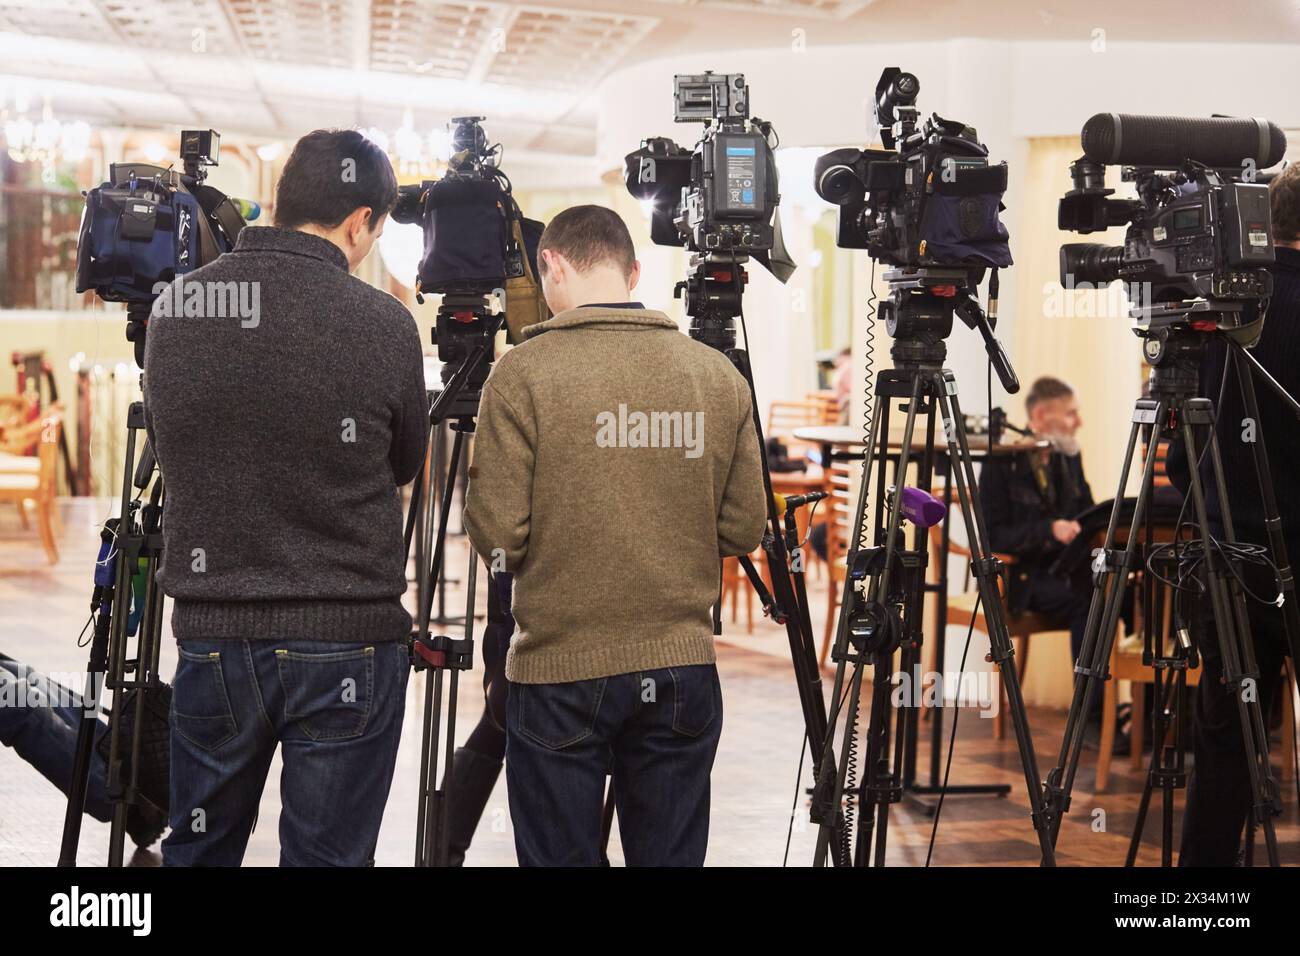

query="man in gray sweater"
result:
[144,129,428,866]
[464,205,766,865]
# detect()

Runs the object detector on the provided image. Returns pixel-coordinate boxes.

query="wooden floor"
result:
[1,498,1296,866]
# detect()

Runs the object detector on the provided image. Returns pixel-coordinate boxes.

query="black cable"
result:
[927,591,981,866]
[782,734,807,866]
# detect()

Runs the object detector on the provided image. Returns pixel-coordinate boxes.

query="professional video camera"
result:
[75,129,256,365]
[813,68,1012,274]
[389,116,546,415]
[625,72,790,265]
[808,69,1059,868]
[623,72,794,350]
[1057,113,1287,334]
[1040,114,1295,865]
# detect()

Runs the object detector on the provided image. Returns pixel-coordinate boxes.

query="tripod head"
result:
[879,268,1019,393]
[427,294,503,425]
[676,251,749,353]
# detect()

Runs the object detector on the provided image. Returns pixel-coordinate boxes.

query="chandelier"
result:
[360,109,453,178]
[1,88,91,177]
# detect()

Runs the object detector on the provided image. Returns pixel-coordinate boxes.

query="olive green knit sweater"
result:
[463,305,767,683]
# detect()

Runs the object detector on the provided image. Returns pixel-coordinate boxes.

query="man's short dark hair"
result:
[1025,376,1074,414]
[274,129,397,232]
[1270,162,1300,245]
[538,205,636,279]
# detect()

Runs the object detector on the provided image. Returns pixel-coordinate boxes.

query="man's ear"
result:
[540,248,561,278]
[345,206,374,244]
[627,259,641,293]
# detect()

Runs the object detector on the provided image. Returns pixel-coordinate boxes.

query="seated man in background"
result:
[463,204,767,866]
[978,376,1108,739]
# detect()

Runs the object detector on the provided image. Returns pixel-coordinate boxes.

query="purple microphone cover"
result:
[900,486,946,528]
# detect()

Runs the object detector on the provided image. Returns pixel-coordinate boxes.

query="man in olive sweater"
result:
[463,205,766,866]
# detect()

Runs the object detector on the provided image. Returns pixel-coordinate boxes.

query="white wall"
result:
[594,37,1300,416]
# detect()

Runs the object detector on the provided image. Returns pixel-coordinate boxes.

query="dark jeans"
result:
[0,653,113,821]
[506,662,723,866]
[1180,563,1288,866]
[162,639,409,867]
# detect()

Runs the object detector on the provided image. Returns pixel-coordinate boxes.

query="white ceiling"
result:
[1,0,1299,163]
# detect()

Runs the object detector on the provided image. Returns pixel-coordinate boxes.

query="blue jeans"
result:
[506,663,723,866]
[162,639,409,867]
[0,653,113,822]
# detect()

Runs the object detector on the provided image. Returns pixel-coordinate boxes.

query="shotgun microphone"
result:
[1081,113,1287,170]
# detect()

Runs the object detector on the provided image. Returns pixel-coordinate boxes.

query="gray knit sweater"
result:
[142,226,428,642]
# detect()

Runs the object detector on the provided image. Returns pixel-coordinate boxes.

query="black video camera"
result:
[74,129,257,366]
[389,116,546,352]
[75,129,254,307]
[624,72,790,279]
[813,68,1012,274]
[389,116,541,299]
[1058,113,1287,331]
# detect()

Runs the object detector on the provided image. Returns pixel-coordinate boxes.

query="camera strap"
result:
[190,182,245,263]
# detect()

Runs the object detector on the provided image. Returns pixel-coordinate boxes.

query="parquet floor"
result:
[1,499,1295,866]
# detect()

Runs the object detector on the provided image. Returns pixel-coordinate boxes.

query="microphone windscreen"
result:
[1081,113,1287,170]
[900,486,946,529]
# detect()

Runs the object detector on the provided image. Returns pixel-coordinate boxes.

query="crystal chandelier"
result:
[1,88,91,177]
[360,109,453,178]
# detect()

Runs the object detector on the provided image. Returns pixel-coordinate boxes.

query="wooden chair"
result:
[805,390,842,425]
[769,400,830,456]
[927,483,1076,739]
[818,458,853,668]
[0,409,63,563]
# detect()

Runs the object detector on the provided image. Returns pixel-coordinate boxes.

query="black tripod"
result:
[405,294,502,867]
[810,267,1058,867]
[1124,544,1197,867]
[1042,307,1300,866]
[678,251,840,855]
[59,304,170,867]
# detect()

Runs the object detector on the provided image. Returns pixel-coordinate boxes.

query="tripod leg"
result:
[813,381,896,867]
[1231,344,1300,666]
[936,378,1056,866]
[1191,409,1281,865]
[1045,400,1164,851]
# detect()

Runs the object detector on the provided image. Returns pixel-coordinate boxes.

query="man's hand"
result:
[1051,519,1082,545]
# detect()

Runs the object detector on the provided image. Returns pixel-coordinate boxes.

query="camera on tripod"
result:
[1058,113,1288,333]
[625,72,781,258]
[389,116,546,414]
[74,128,255,357]
[813,68,1012,275]
[623,73,794,351]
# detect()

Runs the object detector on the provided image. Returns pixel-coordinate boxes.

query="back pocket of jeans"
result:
[275,646,375,741]
[172,648,238,752]
[668,665,719,737]
[516,679,606,750]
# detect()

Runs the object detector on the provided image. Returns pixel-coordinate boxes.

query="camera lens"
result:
[1059,243,1124,287]
[816,165,863,206]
